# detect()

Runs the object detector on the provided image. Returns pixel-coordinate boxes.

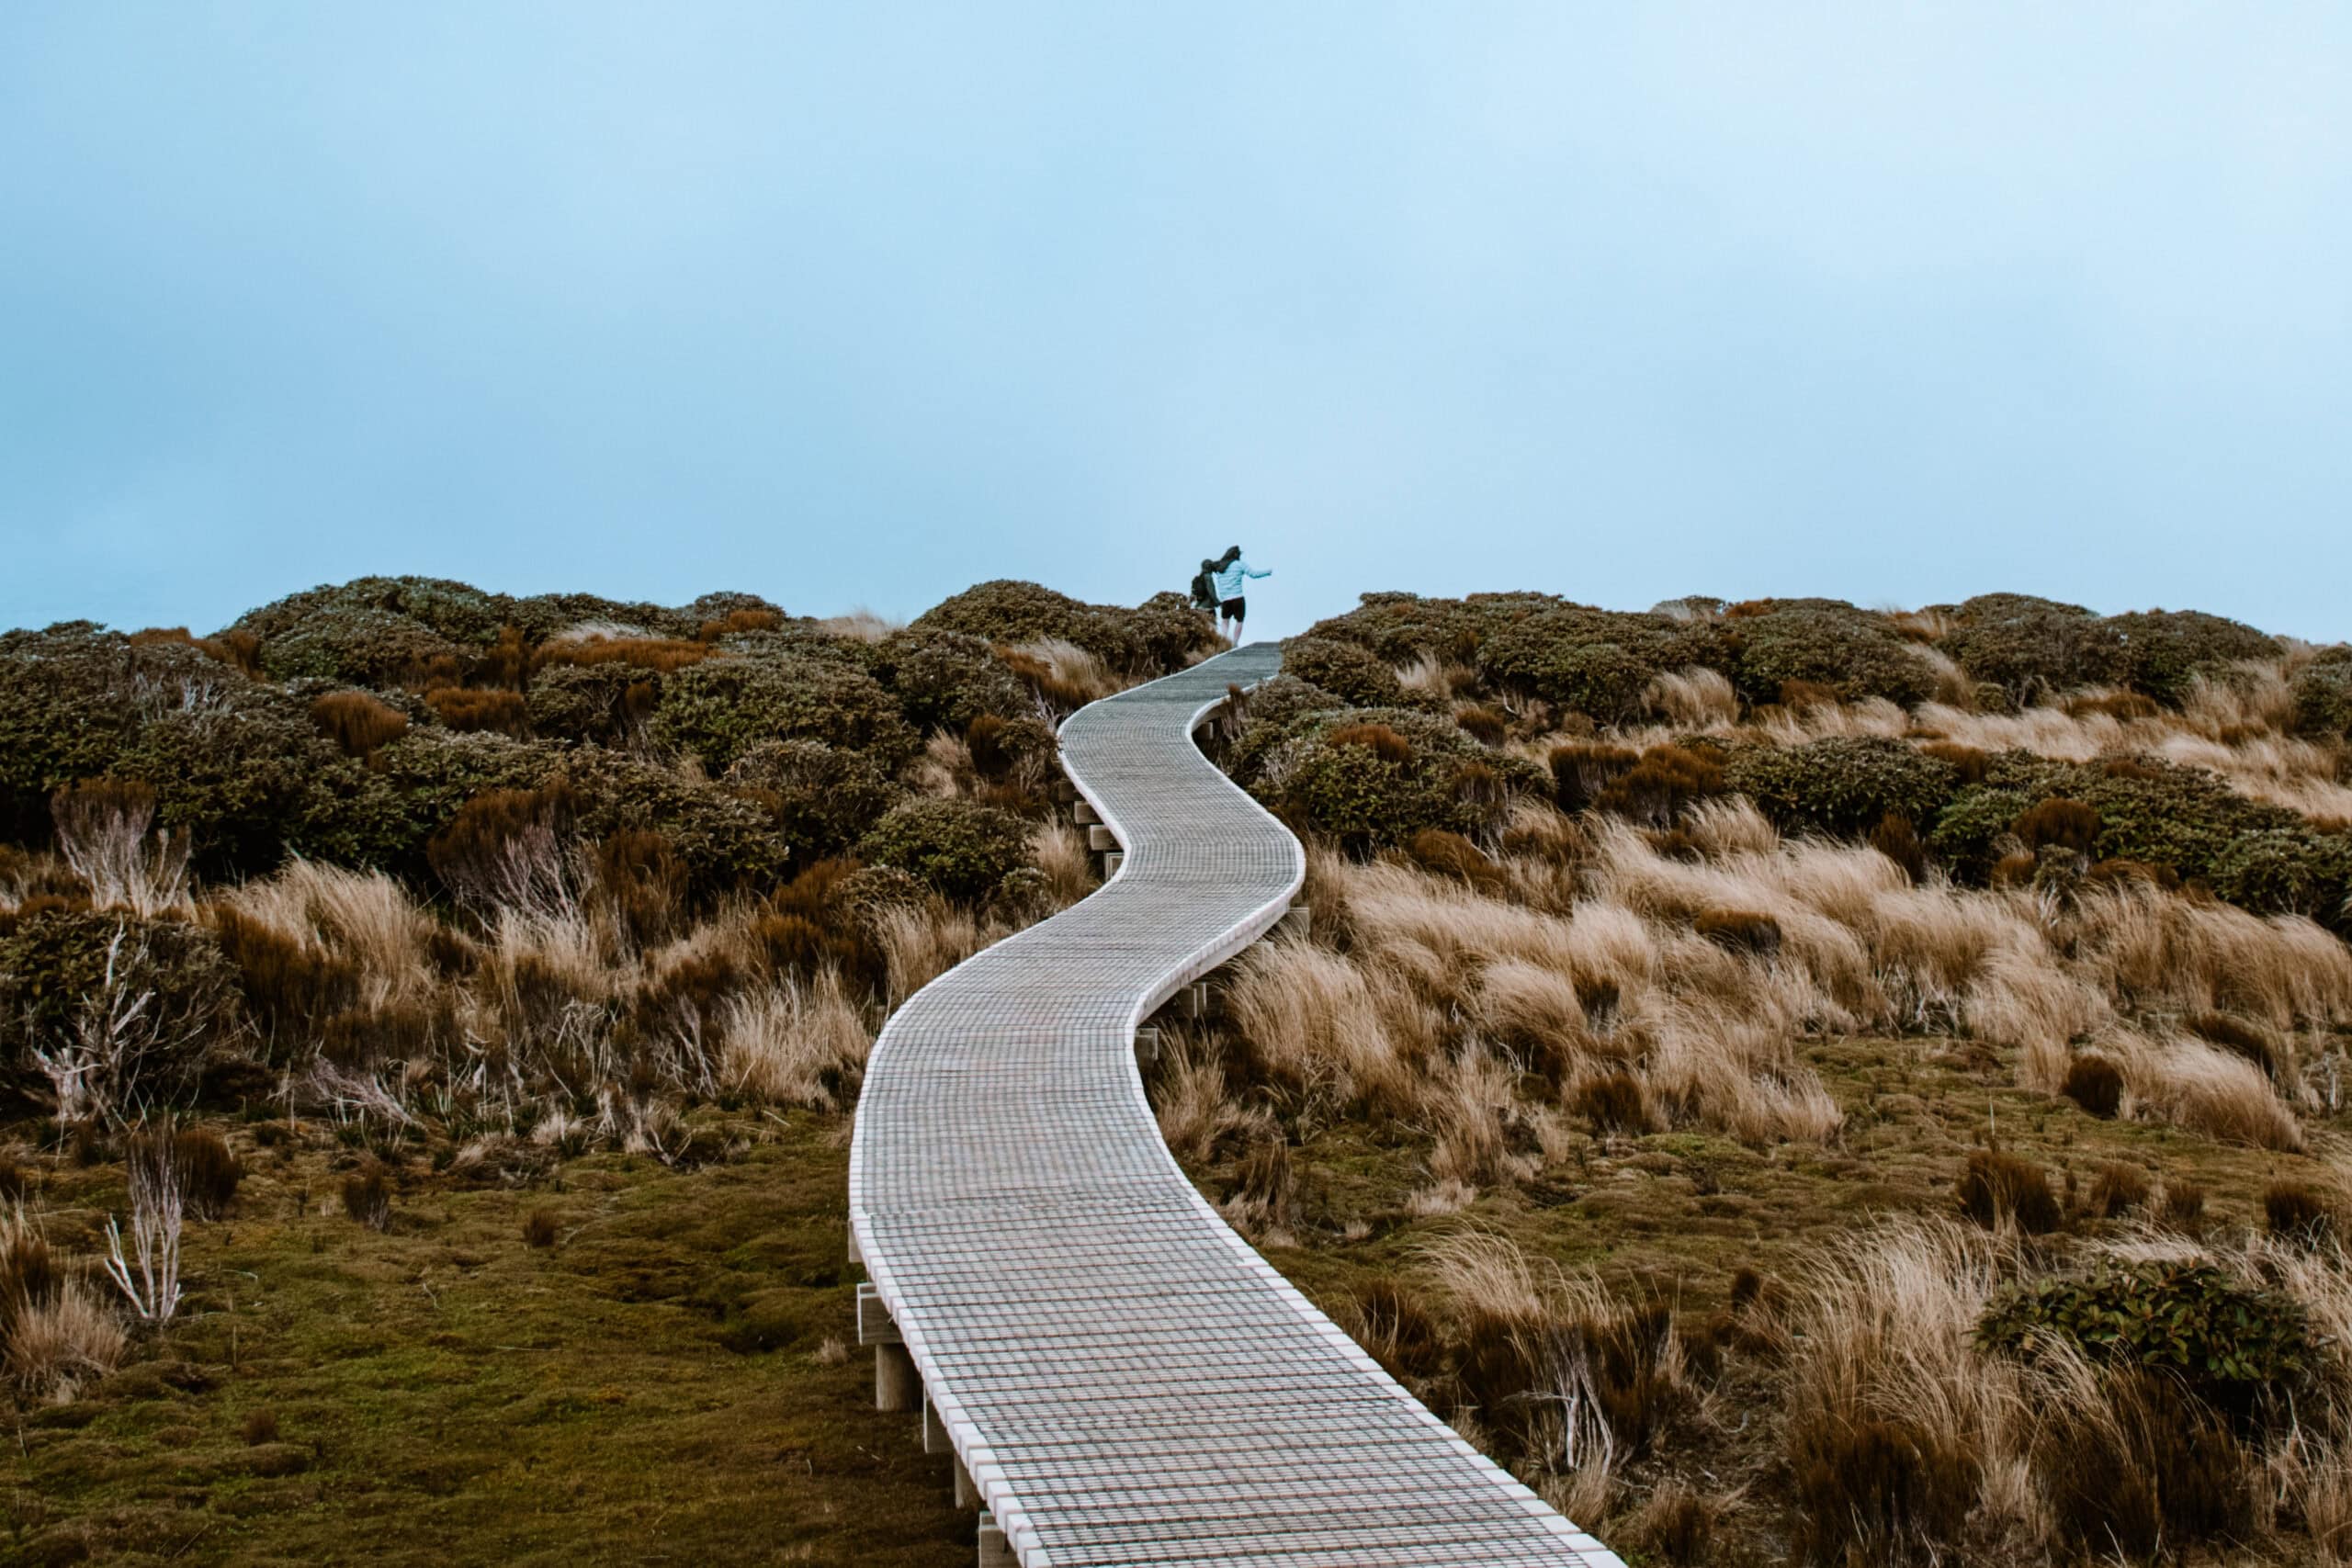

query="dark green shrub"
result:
[868,628,1028,733]
[1305,591,1559,667]
[855,799,1030,900]
[2068,760,2302,884]
[0,910,243,1110]
[2209,829,2352,921]
[2109,609,2280,706]
[556,748,791,897]
[1476,606,1689,722]
[234,575,520,649]
[524,662,660,744]
[2289,651,2352,738]
[1724,737,1960,838]
[725,740,900,860]
[1246,707,1545,850]
[1978,1261,2310,1416]
[311,729,559,877]
[1225,677,1346,789]
[912,580,1151,672]
[1728,603,1936,707]
[1125,591,1221,671]
[1938,606,2130,705]
[254,606,469,688]
[650,655,917,773]
[1280,637,1404,708]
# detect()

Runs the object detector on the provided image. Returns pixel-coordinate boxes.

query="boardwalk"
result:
[848,644,1623,1567]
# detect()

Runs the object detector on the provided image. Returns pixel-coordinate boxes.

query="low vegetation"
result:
[7,577,2350,1564]
[0,575,1210,1562]
[1152,589,2352,1565]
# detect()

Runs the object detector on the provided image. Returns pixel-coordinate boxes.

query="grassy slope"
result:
[8,1111,966,1566]
[1168,1031,2335,1566]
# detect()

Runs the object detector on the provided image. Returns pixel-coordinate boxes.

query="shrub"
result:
[1250,708,1544,850]
[313,728,557,877]
[254,606,468,688]
[0,910,242,1115]
[868,627,1029,733]
[1978,1261,2311,1417]
[1476,605,1693,721]
[855,799,1030,900]
[912,581,1156,673]
[2265,1181,2335,1246]
[424,686,530,737]
[523,662,659,745]
[1938,606,2130,705]
[2061,1055,2124,1118]
[2289,653,2352,739]
[2108,608,2279,705]
[1281,637,1404,708]
[556,748,792,897]
[309,692,411,757]
[1729,603,1936,707]
[2209,828,2352,923]
[649,655,917,773]
[1955,1149,2060,1234]
[726,739,900,860]
[428,783,576,915]
[1724,737,1960,838]
[2069,761,2302,885]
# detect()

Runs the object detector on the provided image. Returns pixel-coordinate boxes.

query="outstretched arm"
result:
[1247,566,1272,580]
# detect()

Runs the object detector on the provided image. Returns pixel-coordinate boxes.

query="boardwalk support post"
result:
[1135,1027,1160,1067]
[923,1399,948,1454]
[1280,902,1310,937]
[1074,800,1101,825]
[1180,981,1210,1020]
[1103,851,1124,876]
[977,1512,1013,1566]
[954,1451,978,1509]
[857,1283,919,1412]
[1086,824,1116,851]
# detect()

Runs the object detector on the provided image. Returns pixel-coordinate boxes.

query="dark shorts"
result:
[1220,597,1246,619]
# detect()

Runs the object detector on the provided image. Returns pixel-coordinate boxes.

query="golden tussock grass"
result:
[718,971,873,1111]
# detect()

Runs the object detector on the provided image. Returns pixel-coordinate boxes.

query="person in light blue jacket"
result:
[1210,545,1270,644]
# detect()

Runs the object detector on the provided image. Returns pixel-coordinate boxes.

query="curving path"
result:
[849,644,1623,1567]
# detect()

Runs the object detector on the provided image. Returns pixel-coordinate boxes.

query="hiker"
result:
[1209,546,1270,644]
[1190,558,1222,615]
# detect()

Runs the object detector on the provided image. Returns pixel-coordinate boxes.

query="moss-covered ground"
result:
[6,1111,967,1566]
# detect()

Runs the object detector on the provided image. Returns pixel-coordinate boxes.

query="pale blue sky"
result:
[3,3,2347,641]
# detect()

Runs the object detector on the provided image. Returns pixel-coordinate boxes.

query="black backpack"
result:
[1190,570,1217,609]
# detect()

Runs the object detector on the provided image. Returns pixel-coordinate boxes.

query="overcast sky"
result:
[3,3,2346,641]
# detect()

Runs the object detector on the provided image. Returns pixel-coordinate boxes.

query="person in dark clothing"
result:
[1209,545,1270,644]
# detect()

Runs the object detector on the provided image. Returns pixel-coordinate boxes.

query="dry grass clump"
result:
[717,972,873,1111]
[999,637,1119,711]
[1956,1149,2061,1235]
[51,779,190,917]
[308,690,410,757]
[1,1205,125,1397]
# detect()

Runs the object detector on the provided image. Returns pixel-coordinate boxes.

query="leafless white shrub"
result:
[51,783,189,917]
[103,1134,185,1325]
[30,923,206,1127]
